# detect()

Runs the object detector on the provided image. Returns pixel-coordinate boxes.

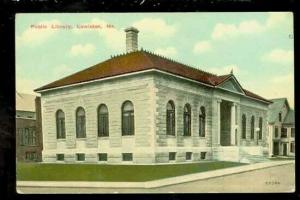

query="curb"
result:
[17,160,294,189]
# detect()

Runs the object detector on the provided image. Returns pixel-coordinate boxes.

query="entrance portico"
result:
[217,100,238,146]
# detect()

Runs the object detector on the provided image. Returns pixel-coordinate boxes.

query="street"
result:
[17,163,295,193]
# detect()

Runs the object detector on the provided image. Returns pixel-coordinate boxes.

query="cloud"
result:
[69,43,96,56]
[16,19,62,47]
[132,18,177,37]
[261,49,294,65]
[267,73,294,108]
[16,76,44,95]
[266,12,292,28]
[154,47,177,57]
[211,20,264,40]
[193,40,212,54]
[211,12,291,40]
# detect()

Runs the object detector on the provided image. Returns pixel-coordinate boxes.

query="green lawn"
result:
[17,161,245,182]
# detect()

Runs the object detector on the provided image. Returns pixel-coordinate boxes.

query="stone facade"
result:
[40,71,270,164]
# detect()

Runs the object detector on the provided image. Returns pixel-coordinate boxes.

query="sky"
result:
[16,12,294,108]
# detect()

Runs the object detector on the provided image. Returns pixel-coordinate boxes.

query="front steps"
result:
[213,146,269,163]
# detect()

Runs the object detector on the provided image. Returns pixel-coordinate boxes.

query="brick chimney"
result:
[125,27,139,53]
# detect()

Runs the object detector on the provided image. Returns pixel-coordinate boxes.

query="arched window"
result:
[259,117,263,140]
[199,106,206,137]
[98,104,109,137]
[242,114,246,139]
[166,101,175,135]
[76,107,86,138]
[250,116,255,139]
[122,101,134,135]
[56,110,65,139]
[183,104,191,136]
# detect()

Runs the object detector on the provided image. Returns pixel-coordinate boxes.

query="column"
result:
[230,102,236,145]
[236,103,240,146]
[217,99,222,145]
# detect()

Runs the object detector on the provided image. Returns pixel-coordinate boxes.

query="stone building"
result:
[16,92,43,162]
[267,98,295,157]
[35,27,271,164]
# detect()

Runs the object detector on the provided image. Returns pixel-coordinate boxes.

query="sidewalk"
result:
[17,160,294,189]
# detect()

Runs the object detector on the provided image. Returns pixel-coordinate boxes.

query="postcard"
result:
[15,12,294,193]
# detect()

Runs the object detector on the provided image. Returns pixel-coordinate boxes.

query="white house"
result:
[35,27,272,164]
[267,98,295,157]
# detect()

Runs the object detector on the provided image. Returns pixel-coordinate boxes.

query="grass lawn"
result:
[17,161,245,182]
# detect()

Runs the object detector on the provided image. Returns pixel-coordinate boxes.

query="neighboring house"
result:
[16,92,43,162]
[35,27,272,164]
[267,98,295,157]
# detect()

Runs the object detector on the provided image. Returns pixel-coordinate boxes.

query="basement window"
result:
[122,153,133,161]
[169,152,176,161]
[200,152,207,160]
[76,153,85,161]
[186,152,192,160]
[98,153,108,161]
[56,154,64,161]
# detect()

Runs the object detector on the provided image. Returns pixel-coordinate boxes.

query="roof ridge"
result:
[141,49,218,77]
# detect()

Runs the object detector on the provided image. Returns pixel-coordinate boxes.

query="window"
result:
[56,154,64,161]
[166,101,175,135]
[200,152,207,160]
[122,153,133,161]
[25,152,37,161]
[122,101,134,136]
[259,117,263,140]
[183,104,191,136]
[19,127,36,146]
[98,104,109,137]
[169,152,176,161]
[250,116,255,139]
[76,153,85,161]
[98,153,108,161]
[279,113,282,122]
[186,152,192,160]
[242,114,246,139]
[56,110,65,139]
[281,128,287,138]
[275,127,279,138]
[290,142,295,153]
[76,107,86,138]
[199,106,206,137]
[291,128,295,137]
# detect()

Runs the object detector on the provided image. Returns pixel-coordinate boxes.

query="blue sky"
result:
[16,12,294,107]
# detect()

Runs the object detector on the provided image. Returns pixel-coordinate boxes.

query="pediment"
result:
[217,77,244,94]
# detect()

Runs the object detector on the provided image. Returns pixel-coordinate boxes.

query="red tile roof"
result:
[35,50,271,103]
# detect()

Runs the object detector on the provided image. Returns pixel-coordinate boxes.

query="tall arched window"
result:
[166,101,175,135]
[183,104,191,136]
[242,114,246,139]
[199,106,206,137]
[122,101,134,136]
[56,110,65,139]
[259,117,263,140]
[98,104,109,137]
[250,116,255,139]
[76,107,86,138]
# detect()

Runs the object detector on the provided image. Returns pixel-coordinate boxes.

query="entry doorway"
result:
[273,142,279,155]
[220,101,231,146]
[283,143,288,156]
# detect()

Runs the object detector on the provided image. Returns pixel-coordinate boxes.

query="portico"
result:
[216,99,238,146]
